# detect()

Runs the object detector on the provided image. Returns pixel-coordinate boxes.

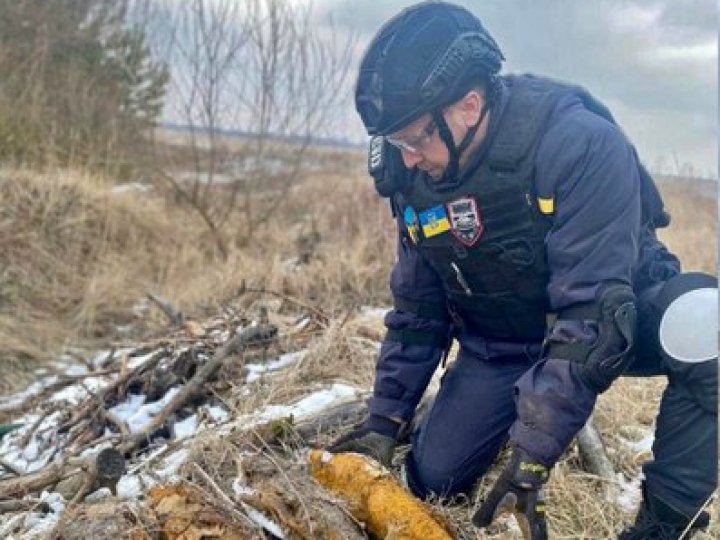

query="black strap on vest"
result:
[394,295,449,321]
[386,328,449,347]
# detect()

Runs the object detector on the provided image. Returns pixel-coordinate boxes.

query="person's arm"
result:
[476,101,642,535]
[509,103,642,466]
[328,214,450,464]
[369,219,451,423]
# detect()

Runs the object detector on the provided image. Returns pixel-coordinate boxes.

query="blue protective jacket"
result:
[368,74,680,466]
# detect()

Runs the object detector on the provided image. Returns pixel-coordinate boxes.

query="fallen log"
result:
[577,417,616,484]
[0,498,50,514]
[0,448,125,501]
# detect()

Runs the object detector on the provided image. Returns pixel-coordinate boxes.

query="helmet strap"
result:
[432,101,490,184]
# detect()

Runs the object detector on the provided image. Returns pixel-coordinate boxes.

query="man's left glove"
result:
[327,414,401,467]
[472,447,550,540]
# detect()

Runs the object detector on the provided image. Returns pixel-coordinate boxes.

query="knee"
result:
[672,359,718,414]
[404,447,491,499]
[404,451,467,498]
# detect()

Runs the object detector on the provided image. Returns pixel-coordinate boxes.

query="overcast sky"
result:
[312,0,718,178]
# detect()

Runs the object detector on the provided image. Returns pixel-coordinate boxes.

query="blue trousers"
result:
[405,274,717,517]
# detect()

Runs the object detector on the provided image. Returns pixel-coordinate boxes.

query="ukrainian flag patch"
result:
[419,204,450,238]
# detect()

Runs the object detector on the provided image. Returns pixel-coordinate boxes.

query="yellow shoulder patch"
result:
[537,197,554,214]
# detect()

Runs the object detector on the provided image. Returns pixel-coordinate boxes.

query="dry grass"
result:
[0,156,716,538]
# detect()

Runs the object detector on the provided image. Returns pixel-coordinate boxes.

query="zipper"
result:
[450,262,472,296]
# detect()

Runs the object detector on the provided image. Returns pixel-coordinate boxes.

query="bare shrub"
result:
[148,0,356,258]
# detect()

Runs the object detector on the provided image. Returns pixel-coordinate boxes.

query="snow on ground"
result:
[359,305,392,320]
[0,343,364,539]
[245,349,307,382]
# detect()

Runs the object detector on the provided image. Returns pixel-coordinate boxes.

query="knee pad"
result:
[650,273,718,413]
[656,273,718,364]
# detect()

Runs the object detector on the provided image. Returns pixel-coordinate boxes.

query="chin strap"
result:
[432,100,490,186]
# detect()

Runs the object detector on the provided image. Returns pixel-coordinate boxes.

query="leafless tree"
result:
[147,0,356,258]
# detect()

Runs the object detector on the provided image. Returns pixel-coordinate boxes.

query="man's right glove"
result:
[326,414,401,467]
[472,447,549,540]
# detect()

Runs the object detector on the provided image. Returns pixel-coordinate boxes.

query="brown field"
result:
[0,154,716,538]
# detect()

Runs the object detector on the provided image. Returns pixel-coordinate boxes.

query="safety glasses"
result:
[385,117,437,154]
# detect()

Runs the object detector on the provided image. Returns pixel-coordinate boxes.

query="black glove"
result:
[327,415,401,467]
[473,448,549,540]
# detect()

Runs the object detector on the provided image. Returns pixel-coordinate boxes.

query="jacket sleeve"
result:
[509,101,642,466]
[368,220,451,422]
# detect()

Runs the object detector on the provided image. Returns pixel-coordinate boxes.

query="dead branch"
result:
[0,448,125,500]
[577,418,616,484]
[241,285,328,324]
[147,292,185,325]
[0,498,50,514]
[57,349,166,439]
[120,322,277,454]
[292,398,368,444]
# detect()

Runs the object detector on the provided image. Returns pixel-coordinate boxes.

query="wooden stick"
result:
[577,418,616,484]
[0,448,125,500]
[120,323,277,454]
[241,286,328,324]
[0,498,50,513]
[147,292,184,325]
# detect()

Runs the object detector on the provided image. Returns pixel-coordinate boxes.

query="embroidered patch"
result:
[537,196,554,214]
[446,196,483,246]
[403,206,420,244]
[419,205,450,238]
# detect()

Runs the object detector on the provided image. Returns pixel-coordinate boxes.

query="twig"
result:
[17,411,50,449]
[147,292,184,325]
[191,462,255,528]
[0,498,50,513]
[577,418,616,484]
[120,323,277,454]
[241,286,328,324]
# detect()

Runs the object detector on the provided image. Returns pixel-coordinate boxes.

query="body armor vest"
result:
[393,75,593,341]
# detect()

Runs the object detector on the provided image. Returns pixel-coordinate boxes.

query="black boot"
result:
[618,487,710,539]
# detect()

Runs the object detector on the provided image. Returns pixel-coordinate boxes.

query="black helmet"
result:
[356,1,504,136]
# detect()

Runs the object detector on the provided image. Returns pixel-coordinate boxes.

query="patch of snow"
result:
[0,377,57,412]
[359,306,392,319]
[20,491,66,539]
[117,474,143,499]
[155,448,189,481]
[618,428,655,455]
[626,434,655,454]
[242,503,286,539]
[206,405,230,423]
[253,383,361,423]
[245,350,307,382]
[0,411,66,473]
[49,376,108,404]
[108,387,181,434]
[112,182,151,194]
[63,364,88,376]
[172,415,198,440]
[616,473,643,512]
[85,487,112,503]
